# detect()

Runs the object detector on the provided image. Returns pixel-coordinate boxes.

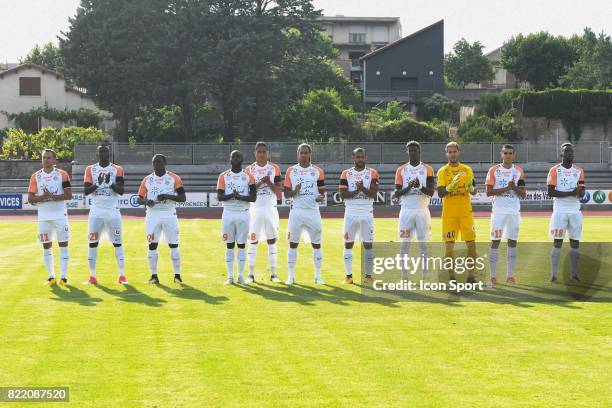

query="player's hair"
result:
[502,144,514,151]
[445,141,460,151]
[352,147,366,155]
[561,142,573,149]
[97,144,111,152]
[41,148,57,158]
[152,153,167,163]
[297,143,312,153]
[254,141,268,151]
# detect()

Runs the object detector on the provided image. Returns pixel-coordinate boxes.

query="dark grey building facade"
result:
[360,20,444,105]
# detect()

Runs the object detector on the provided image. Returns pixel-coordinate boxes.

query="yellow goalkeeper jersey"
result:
[436,163,474,217]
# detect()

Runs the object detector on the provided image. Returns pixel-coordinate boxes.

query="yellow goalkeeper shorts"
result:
[442,215,476,242]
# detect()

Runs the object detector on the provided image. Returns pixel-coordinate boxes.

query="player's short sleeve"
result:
[170,172,183,190]
[547,166,557,186]
[247,170,255,185]
[485,166,496,186]
[138,177,148,197]
[339,169,349,189]
[113,164,125,177]
[426,165,434,178]
[370,168,379,185]
[216,173,225,190]
[284,166,293,189]
[273,163,281,177]
[578,167,585,184]
[28,173,38,193]
[60,170,71,188]
[436,167,446,187]
[84,166,93,183]
[517,166,526,186]
[316,166,325,186]
[394,166,403,185]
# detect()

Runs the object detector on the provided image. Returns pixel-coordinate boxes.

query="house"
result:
[317,16,402,89]
[0,63,114,132]
[359,20,444,106]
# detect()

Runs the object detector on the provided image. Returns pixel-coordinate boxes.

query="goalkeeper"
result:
[437,142,478,283]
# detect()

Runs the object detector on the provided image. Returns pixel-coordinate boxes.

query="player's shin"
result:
[148,249,159,275]
[488,247,499,278]
[43,248,55,278]
[268,243,278,276]
[170,247,181,275]
[550,246,561,279]
[506,246,517,278]
[237,247,246,279]
[313,248,323,279]
[59,247,69,279]
[418,241,428,273]
[400,241,410,278]
[363,247,374,277]
[247,244,257,276]
[225,248,235,280]
[569,246,580,278]
[114,246,125,276]
[287,247,297,280]
[88,246,98,277]
[343,247,353,276]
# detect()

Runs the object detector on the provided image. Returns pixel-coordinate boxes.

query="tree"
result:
[284,88,359,141]
[60,0,167,142]
[500,32,578,90]
[444,39,494,88]
[416,93,459,123]
[21,43,65,73]
[560,28,612,89]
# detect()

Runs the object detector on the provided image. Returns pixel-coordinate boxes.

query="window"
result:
[349,33,366,44]
[349,52,365,68]
[19,77,41,96]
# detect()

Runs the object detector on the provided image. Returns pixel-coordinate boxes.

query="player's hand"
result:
[41,188,53,201]
[294,183,302,193]
[507,179,515,190]
[576,185,585,196]
[410,178,420,189]
[315,193,325,203]
[105,173,111,184]
[156,194,169,201]
[97,173,105,186]
[466,175,475,193]
[146,199,156,207]
[260,175,271,185]
[355,180,364,191]
[447,174,461,192]
[232,190,239,199]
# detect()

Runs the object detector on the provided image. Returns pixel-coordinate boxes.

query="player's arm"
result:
[420,176,435,197]
[158,187,186,202]
[316,171,326,202]
[83,167,98,195]
[217,189,236,201]
[27,174,46,203]
[237,184,257,202]
[283,168,300,198]
[137,178,155,207]
[358,172,378,199]
[512,170,527,199]
[110,173,125,195]
[339,171,358,199]
[52,173,72,201]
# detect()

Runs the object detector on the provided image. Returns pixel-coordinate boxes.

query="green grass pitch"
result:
[0,216,610,407]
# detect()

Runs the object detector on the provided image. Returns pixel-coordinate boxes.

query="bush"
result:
[459,127,503,143]
[458,109,519,141]
[365,116,446,143]
[0,127,106,160]
[416,93,459,123]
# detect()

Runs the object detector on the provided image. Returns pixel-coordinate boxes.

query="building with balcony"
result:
[317,16,402,90]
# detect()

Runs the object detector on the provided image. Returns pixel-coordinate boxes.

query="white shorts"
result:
[222,210,250,244]
[549,211,582,240]
[146,212,180,245]
[287,208,322,244]
[249,206,279,243]
[490,212,520,241]
[343,213,374,243]
[38,217,70,243]
[88,207,122,245]
[398,208,431,241]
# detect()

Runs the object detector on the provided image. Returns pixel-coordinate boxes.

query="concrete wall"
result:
[0,66,113,131]
[323,21,401,46]
[519,117,612,142]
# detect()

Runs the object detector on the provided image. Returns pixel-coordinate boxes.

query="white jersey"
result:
[339,167,379,216]
[394,162,434,210]
[284,164,325,210]
[84,162,124,210]
[216,169,255,212]
[138,171,184,213]
[28,168,71,221]
[547,164,585,213]
[245,161,281,209]
[485,163,525,214]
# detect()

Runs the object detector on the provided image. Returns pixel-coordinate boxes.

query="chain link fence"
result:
[74,142,611,165]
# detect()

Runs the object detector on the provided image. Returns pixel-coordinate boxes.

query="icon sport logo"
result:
[592,190,606,204]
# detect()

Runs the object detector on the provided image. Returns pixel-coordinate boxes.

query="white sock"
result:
[364,247,373,276]
[507,246,517,278]
[88,246,98,277]
[489,247,499,278]
[313,248,323,279]
[418,241,428,272]
[237,247,246,279]
[225,248,235,279]
[148,249,159,275]
[570,247,580,277]
[43,248,54,278]
[59,247,69,279]
[247,244,257,276]
[114,246,125,276]
[551,247,561,278]
[170,247,181,275]
[268,243,278,276]
[343,247,353,276]
[287,247,297,280]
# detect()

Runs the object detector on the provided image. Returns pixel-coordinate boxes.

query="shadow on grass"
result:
[94,284,167,308]
[157,283,229,305]
[50,284,103,307]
